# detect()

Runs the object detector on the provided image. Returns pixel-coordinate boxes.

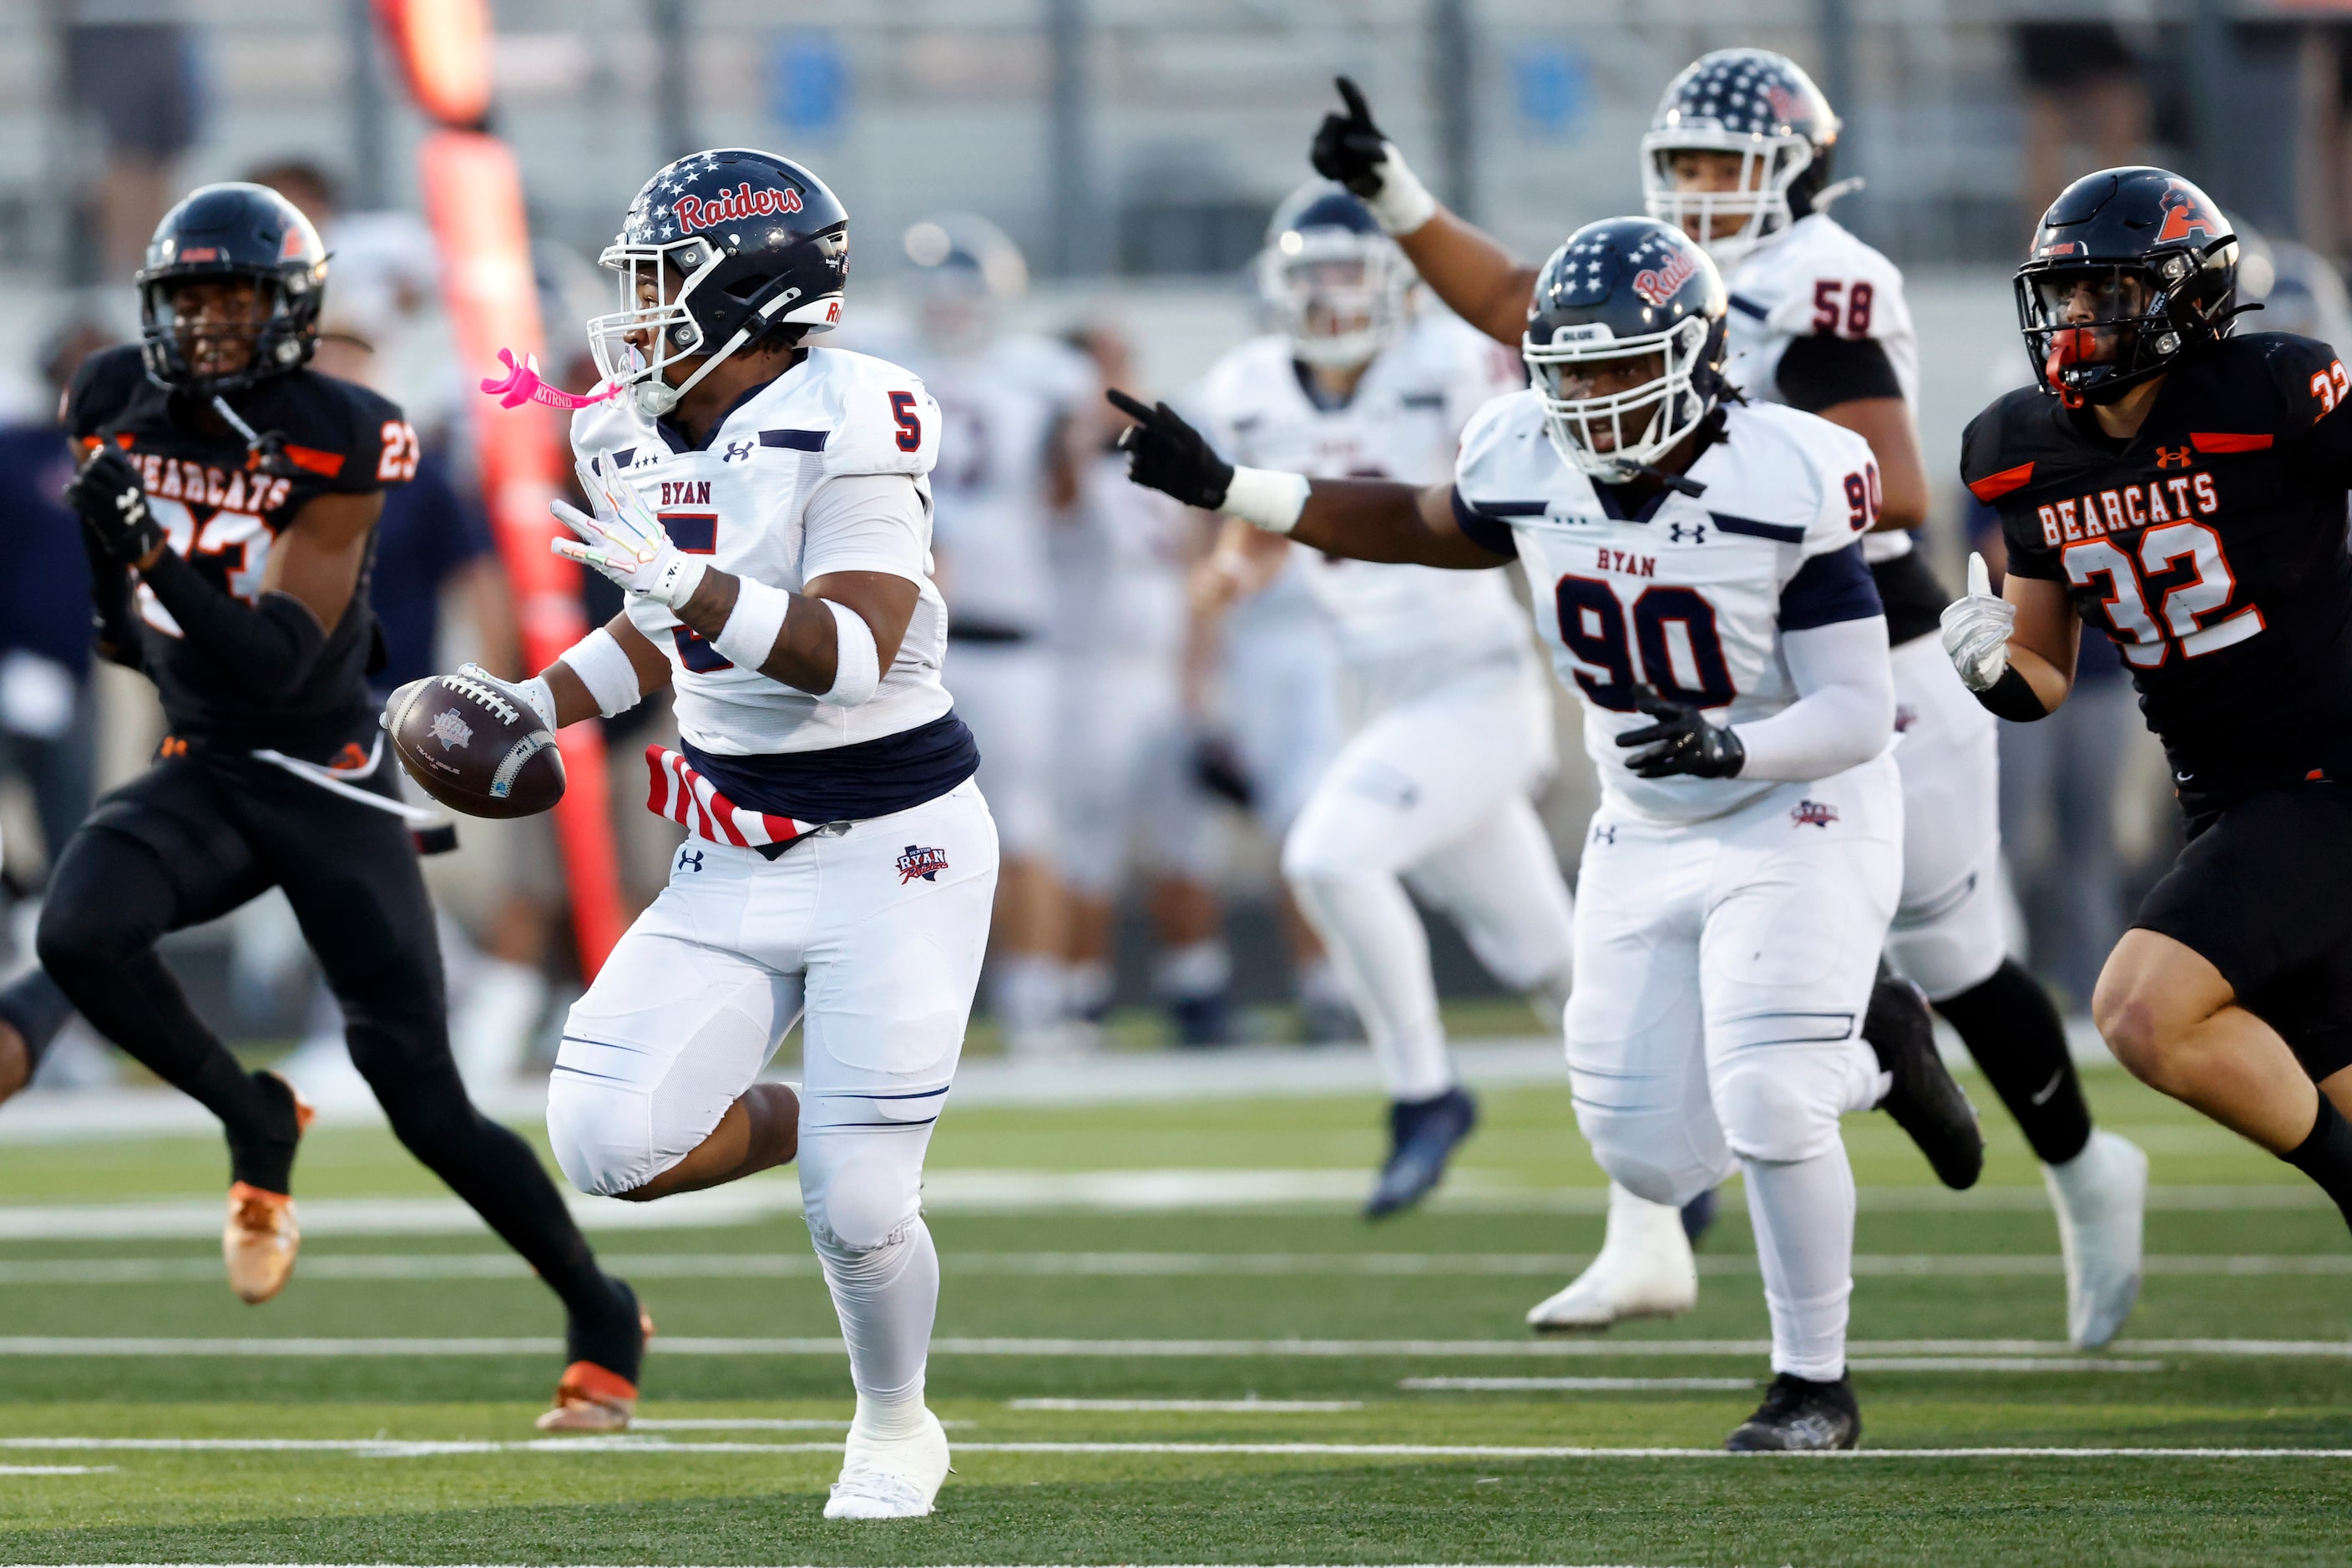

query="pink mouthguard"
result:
[479,348,621,410]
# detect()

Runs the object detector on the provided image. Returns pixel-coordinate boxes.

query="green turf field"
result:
[0,1062,2345,1566]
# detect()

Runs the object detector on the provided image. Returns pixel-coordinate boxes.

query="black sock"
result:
[1935,959,2092,1165]
[0,969,78,1083]
[2283,1095,2352,1236]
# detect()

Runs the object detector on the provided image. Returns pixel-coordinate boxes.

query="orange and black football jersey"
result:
[64,345,417,758]
[1960,331,2352,816]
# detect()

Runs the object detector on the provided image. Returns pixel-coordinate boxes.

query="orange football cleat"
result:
[222,1075,314,1306]
[536,1307,655,1433]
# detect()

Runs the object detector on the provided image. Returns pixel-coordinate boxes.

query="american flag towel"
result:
[645,744,819,850]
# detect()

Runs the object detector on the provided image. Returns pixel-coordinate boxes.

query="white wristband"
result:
[647,554,708,610]
[711,576,792,674]
[1222,467,1311,535]
[1366,143,1439,235]
[554,625,642,718]
[817,596,880,707]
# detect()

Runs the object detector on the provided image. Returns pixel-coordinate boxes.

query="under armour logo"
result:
[1591,822,1617,845]
[2155,446,2193,469]
[723,439,755,463]
[1669,522,1707,545]
[677,847,705,873]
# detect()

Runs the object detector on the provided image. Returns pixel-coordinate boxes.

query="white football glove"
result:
[1940,552,2017,693]
[550,451,708,609]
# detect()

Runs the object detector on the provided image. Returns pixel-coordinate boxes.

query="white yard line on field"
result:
[1008,1399,1364,1412]
[5,1251,2351,1285]
[0,1181,2327,1238]
[0,1464,113,1474]
[3,1436,2349,1462]
[0,1334,2337,1358]
[1404,1377,1758,1391]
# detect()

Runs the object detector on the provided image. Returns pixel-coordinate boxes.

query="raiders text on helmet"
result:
[1641,48,1840,271]
[2014,166,2240,407]
[1257,181,1411,369]
[1522,217,1729,481]
[135,183,328,397]
[589,149,849,419]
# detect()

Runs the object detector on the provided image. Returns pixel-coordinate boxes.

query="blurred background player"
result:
[0,183,646,1427]
[1308,54,2145,1351]
[897,214,1094,1055]
[1189,184,1574,1215]
[1050,323,1227,1044]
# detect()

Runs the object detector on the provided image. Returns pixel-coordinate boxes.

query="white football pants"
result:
[1565,755,1900,1381]
[549,778,999,1402]
[1282,657,1574,1103]
[1884,635,2006,1002]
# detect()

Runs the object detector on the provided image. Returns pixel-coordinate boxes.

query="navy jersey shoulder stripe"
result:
[1708,511,1807,544]
[1448,487,1522,558]
[1728,293,1770,320]
[1778,541,1884,630]
[759,427,829,451]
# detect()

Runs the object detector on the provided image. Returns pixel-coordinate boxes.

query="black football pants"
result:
[30,751,628,1338]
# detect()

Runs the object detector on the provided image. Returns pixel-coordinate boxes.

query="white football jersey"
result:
[1453,394,1885,824]
[905,333,1096,635]
[569,346,947,756]
[1194,314,1531,673]
[1720,212,1918,565]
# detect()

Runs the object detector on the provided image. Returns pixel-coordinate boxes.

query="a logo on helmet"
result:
[2157,185,2224,245]
[1631,249,1698,307]
[1763,83,1803,124]
[674,182,804,234]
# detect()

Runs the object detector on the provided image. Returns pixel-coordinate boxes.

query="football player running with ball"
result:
[1950,168,2352,1252]
[1190,182,1575,1218]
[1309,53,2145,1350]
[0,184,650,1429]
[438,151,988,1520]
[1113,219,1980,1450]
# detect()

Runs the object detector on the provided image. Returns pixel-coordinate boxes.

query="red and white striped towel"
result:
[645,745,819,850]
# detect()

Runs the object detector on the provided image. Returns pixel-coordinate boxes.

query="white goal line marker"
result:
[0,1335,2331,1358]
[2,1436,2349,1462]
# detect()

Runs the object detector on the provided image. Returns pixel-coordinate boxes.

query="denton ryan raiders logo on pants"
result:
[1790,799,1839,829]
[897,845,949,884]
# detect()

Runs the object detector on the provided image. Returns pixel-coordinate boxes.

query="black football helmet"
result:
[1523,218,1728,481]
[2015,166,2240,407]
[1641,48,1841,269]
[589,148,849,418]
[1257,181,1410,368]
[134,182,327,396]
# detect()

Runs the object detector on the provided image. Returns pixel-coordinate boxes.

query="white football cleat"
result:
[823,1406,950,1520]
[1526,1181,1698,1333]
[2044,1129,2149,1349]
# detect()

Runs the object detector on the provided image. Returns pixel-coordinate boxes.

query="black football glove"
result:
[64,445,164,565]
[1108,389,1234,511]
[1616,684,1747,779]
[1311,77,1391,199]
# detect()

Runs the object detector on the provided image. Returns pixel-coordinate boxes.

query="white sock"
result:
[991,956,1065,1034]
[810,1215,938,1404]
[1741,1148,1856,1382]
[1154,938,1231,1001]
[1289,868,1451,1101]
[851,1386,931,1444]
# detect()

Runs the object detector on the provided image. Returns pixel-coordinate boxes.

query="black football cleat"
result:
[1364,1086,1478,1220]
[1864,971,1984,1190]
[1725,1371,1860,1452]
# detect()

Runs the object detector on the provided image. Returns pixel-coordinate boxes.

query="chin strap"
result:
[634,288,805,418]
[209,395,295,477]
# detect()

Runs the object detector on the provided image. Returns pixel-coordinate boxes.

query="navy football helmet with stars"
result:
[1641,48,1841,269]
[1522,218,1728,482]
[588,148,849,418]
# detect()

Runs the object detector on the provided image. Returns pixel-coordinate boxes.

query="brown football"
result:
[386,672,565,820]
